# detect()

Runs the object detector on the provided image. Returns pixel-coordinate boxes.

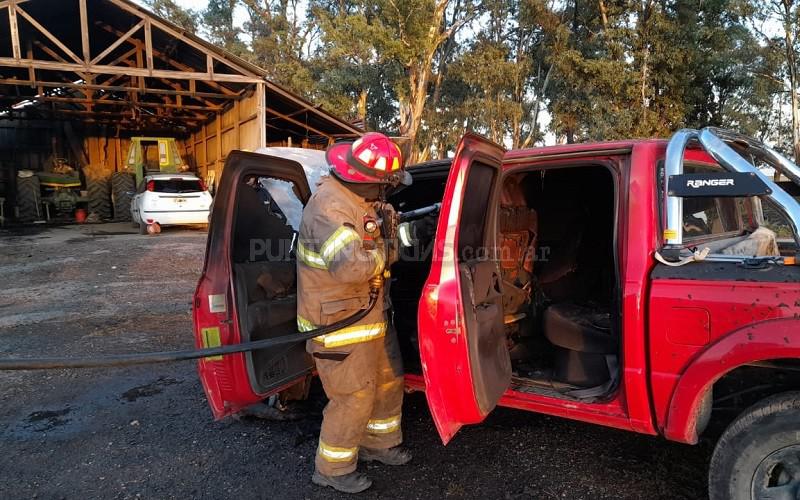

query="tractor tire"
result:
[87,177,111,221]
[16,175,41,222]
[709,391,800,500]
[111,172,135,221]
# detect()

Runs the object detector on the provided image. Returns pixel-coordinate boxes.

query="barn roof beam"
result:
[0,57,262,84]
[25,108,202,126]
[15,3,83,64]
[90,20,143,66]
[0,94,221,112]
[0,79,241,101]
[264,108,332,141]
[102,0,261,79]
[94,21,244,94]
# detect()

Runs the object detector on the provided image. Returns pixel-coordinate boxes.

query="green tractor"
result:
[16,159,86,222]
[125,137,186,186]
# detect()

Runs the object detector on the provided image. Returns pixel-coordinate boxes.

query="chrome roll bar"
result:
[663,127,800,249]
[663,129,698,246]
[705,127,800,186]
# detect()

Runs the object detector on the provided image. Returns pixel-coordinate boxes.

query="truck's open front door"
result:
[417,133,509,444]
[193,151,314,419]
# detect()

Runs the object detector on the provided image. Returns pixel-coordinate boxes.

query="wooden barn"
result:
[0,0,362,222]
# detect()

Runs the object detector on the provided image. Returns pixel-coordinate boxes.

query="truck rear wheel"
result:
[16,175,41,222]
[111,172,135,221]
[709,391,800,500]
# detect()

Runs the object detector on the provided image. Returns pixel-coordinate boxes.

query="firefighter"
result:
[297,133,412,493]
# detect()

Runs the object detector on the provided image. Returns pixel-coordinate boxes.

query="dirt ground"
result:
[0,223,713,500]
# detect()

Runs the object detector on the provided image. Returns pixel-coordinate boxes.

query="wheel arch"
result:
[664,318,800,444]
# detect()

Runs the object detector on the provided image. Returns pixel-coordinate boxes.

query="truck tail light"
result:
[146,180,155,192]
[193,276,231,353]
[198,179,208,192]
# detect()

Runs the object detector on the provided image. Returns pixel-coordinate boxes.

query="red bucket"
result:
[75,208,88,223]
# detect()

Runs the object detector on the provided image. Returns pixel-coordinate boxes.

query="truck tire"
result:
[87,177,111,221]
[709,391,800,500]
[111,172,135,221]
[16,175,41,222]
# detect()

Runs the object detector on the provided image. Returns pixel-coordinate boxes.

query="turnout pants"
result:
[308,327,404,476]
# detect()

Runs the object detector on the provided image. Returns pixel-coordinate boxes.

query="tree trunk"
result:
[521,64,553,149]
[598,0,609,29]
[396,0,453,164]
[637,0,654,129]
[357,89,368,125]
[783,0,800,162]
[791,89,800,162]
[641,45,650,124]
[398,63,431,163]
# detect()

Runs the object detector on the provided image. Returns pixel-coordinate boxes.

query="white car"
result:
[131,173,212,234]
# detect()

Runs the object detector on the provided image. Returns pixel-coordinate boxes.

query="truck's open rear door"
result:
[417,133,510,444]
[193,151,313,419]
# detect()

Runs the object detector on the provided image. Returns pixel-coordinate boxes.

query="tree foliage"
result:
[144,0,200,33]
[148,0,799,160]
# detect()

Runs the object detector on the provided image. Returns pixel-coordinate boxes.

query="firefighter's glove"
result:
[398,215,437,249]
[387,241,399,266]
[377,202,399,239]
[376,202,400,265]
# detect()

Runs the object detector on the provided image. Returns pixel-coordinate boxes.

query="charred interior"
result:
[390,163,620,399]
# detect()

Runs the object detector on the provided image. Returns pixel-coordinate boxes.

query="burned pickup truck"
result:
[193,129,800,499]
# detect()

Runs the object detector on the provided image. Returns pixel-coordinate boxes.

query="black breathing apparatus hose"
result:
[0,288,380,371]
[1,200,433,372]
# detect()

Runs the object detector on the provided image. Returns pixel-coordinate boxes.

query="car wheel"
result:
[138,222,148,235]
[709,391,800,500]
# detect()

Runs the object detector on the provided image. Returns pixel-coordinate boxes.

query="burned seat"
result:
[543,303,617,390]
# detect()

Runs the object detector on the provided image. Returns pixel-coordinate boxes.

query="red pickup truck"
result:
[193,129,800,500]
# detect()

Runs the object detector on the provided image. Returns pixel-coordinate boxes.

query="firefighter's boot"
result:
[358,446,412,466]
[312,470,372,494]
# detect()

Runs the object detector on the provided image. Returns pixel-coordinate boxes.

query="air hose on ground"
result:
[0,284,382,371]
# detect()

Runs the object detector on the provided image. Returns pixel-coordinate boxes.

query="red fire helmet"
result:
[327,132,411,186]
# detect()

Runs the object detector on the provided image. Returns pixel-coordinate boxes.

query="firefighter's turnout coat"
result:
[296,175,404,476]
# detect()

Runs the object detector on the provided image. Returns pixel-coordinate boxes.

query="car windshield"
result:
[153,179,202,193]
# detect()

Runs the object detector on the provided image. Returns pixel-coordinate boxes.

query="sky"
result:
[173,0,255,24]
[172,0,210,9]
